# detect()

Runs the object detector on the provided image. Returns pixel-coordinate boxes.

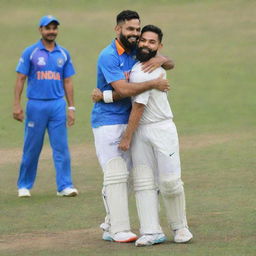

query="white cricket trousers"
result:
[92,124,132,234]
[92,124,132,170]
[131,119,181,181]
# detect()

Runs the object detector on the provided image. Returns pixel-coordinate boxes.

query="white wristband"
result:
[68,106,76,111]
[103,90,113,103]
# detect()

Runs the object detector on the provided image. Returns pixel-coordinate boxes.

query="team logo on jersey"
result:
[37,57,46,66]
[57,58,64,67]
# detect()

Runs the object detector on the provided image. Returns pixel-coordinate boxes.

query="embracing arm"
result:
[91,74,169,102]
[160,55,175,70]
[13,73,26,122]
[64,77,75,127]
[111,73,168,98]
[118,102,145,151]
[91,88,124,102]
[141,55,175,73]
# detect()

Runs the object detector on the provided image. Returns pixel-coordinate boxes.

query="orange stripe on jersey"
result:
[115,39,125,55]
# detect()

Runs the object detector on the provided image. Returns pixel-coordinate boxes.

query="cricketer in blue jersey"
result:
[13,15,78,198]
[91,10,174,243]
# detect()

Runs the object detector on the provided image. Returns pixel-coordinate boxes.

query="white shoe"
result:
[135,233,166,247]
[100,222,110,232]
[174,228,193,243]
[57,187,78,197]
[102,231,138,243]
[18,188,31,198]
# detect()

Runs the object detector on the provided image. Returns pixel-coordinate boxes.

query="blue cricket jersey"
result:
[91,39,137,128]
[16,40,75,100]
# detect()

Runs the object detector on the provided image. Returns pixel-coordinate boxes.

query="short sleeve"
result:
[63,51,76,78]
[16,48,31,75]
[133,91,150,105]
[98,53,125,84]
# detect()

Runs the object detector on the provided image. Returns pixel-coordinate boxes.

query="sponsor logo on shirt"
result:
[37,71,61,80]
[169,152,175,157]
[37,57,46,66]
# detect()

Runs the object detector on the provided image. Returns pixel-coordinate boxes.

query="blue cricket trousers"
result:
[17,98,74,192]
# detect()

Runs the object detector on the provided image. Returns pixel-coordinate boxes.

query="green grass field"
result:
[0,0,255,255]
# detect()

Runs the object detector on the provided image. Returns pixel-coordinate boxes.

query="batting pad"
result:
[103,157,129,186]
[160,178,188,230]
[103,157,130,234]
[133,164,156,192]
[133,165,163,234]
[101,187,111,232]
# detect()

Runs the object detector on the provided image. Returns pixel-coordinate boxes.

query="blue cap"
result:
[39,15,60,27]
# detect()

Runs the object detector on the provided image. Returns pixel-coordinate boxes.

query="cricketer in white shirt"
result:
[119,60,193,244]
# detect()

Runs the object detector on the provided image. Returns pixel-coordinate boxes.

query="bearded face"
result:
[136,46,157,62]
[119,31,139,50]
[116,18,141,51]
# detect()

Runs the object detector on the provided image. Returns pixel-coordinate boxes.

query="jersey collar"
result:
[38,39,60,52]
[115,39,125,55]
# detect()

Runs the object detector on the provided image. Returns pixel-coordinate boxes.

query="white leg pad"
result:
[160,177,188,230]
[101,187,111,231]
[103,157,130,234]
[133,165,163,234]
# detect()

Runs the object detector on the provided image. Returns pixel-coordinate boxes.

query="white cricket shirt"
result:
[129,62,173,125]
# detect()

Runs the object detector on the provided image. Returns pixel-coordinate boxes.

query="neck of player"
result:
[42,39,55,52]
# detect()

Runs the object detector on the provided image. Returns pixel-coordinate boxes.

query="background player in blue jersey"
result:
[13,15,78,198]
[91,10,174,243]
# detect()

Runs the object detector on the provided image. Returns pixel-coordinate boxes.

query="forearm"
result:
[123,103,145,140]
[13,73,26,122]
[96,73,169,103]
[64,77,74,107]
[112,79,155,98]
[142,54,175,73]
[91,88,124,103]
[125,80,155,97]
[102,87,149,101]
[158,55,175,70]
[64,77,75,126]
[14,74,26,105]
[112,91,124,101]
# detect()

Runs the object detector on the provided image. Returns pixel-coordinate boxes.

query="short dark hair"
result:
[141,25,163,42]
[116,10,140,24]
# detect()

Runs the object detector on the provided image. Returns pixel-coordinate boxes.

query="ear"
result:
[158,43,163,50]
[115,24,121,35]
[38,27,42,33]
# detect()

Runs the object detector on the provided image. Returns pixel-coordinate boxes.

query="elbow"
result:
[18,73,27,82]
[21,77,27,83]
[166,61,175,70]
